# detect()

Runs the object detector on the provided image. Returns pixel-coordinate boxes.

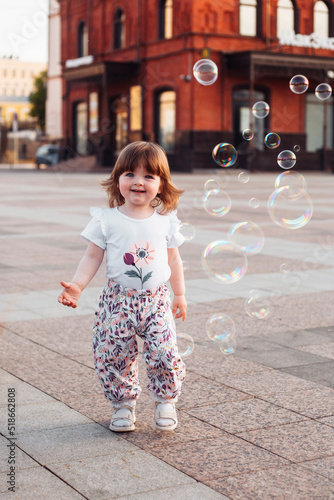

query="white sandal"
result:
[109,406,136,432]
[154,402,178,431]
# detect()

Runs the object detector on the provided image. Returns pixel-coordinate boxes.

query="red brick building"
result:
[59,0,334,171]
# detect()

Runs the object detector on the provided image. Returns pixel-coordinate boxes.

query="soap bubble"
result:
[275,171,307,193]
[252,101,270,118]
[227,221,264,256]
[212,143,237,167]
[242,129,254,141]
[268,186,313,229]
[202,240,248,284]
[203,189,231,217]
[219,337,237,355]
[176,333,194,357]
[289,75,309,94]
[245,295,270,319]
[193,59,218,86]
[180,222,196,241]
[293,145,301,153]
[204,178,220,192]
[249,197,260,209]
[277,150,296,170]
[280,263,290,273]
[264,132,281,149]
[315,83,332,101]
[206,313,235,342]
[238,171,249,183]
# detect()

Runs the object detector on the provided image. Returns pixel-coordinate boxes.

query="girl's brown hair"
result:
[101,141,183,215]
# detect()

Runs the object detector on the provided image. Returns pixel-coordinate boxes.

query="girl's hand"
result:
[172,294,187,322]
[58,281,82,308]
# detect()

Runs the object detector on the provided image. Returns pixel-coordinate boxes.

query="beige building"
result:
[46,0,62,140]
[0,58,47,125]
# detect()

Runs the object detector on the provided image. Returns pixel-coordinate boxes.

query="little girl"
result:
[58,141,186,432]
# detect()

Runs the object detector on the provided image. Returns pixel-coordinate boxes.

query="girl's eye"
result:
[125,172,134,177]
[145,175,154,179]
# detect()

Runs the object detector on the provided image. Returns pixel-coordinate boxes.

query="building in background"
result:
[0,58,46,127]
[46,0,62,140]
[58,0,334,171]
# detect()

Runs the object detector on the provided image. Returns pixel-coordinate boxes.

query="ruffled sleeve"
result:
[166,210,185,248]
[80,207,107,250]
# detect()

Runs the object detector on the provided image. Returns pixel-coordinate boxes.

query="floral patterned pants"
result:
[93,279,186,407]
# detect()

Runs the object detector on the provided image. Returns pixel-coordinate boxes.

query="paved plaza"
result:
[1,166,334,499]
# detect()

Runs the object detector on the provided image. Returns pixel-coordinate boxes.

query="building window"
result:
[78,21,88,57]
[113,8,125,49]
[277,0,295,38]
[314,1,329,37]
[239,0,257,37]
[306,93,333,151]
[233,88,268,151]
[155,90,176,152]
[74,101,88,155]
[159,0,173,39]
[130,86,142,131]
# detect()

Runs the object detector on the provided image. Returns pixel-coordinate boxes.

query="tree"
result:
[29,70,47,131]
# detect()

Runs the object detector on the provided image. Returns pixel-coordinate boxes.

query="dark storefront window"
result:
[78,22,88,57]
[277,0,295,38]
[114,8,125,49]
[306,93,333,152]
[313,1,329,37]
[155,90,176,152]
[239,0,257,37]
[159,0,173,39]
[233,88,268,150]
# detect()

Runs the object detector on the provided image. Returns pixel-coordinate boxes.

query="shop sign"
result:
[65,55,94,68]
[279,30,334,50]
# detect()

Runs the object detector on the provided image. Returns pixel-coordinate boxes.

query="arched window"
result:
[155,90,176,151]
[314,1,329,37]
[114,8,125,49]
[277,0,295,38]
[78,22,88,57]
[239,0,257,37]
[159,0,173,39]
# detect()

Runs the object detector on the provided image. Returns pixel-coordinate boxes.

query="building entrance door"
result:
[73,101,88,155]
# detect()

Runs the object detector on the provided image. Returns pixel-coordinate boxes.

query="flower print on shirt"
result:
[123,241,155,288]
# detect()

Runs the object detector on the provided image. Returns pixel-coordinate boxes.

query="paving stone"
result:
[300,456,334,482]
[187,398,309,434]
[117,483,229,500]
[48,450,195,499]
[318,416,334,428]
[17,423,137,465]
[297,341,334,360]
[262,387,334,418]
[221,369,319,398]
[234,345,327,368]
[0,435,38,473]
[0,464,86,499]
[205,464,334,500]
[150,435,289,481]
[279,360,334,388]
[236,420,334,462]
[0,400,91,435]
[266,328,334,347]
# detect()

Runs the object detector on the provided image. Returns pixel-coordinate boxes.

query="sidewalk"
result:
[0,169,334,499]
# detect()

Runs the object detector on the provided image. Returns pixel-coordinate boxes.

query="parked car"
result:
[35,144,60,169]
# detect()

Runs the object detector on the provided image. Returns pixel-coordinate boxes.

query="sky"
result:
[0,0,49,62]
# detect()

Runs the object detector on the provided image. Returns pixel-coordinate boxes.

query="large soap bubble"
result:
[202,240,248,284]
[176,333,194,357]
[202,189,231,217]
[277,150,296,170]
[264,132,281,149]
[193,59,218,86]
[315,83,332,101]
[212,143,237,167]
[268,186,313,229]
[227,221,264,256]
[252,101,270,118]
[289,75,309,94]
[245,294,270,319]
[206,313,235,342]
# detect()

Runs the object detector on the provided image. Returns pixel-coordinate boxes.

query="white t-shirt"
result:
[81,207,185,290]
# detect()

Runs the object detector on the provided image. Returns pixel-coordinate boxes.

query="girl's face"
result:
[118,164,161,211]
